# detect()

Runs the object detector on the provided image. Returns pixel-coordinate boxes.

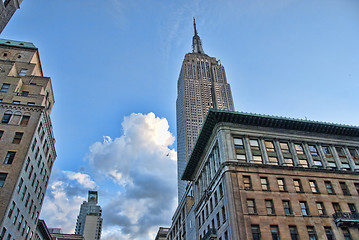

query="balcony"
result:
[333,212,359,227]
[201,228,217,240]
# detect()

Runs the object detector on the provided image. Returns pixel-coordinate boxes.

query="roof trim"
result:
[182,109,359,180]
[0,39,37,49]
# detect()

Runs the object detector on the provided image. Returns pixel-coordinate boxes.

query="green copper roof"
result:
[0,39,37,49]
[182,109,359,180]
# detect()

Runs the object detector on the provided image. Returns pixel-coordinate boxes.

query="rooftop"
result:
[182,109,359,180]
[0,39,37,49]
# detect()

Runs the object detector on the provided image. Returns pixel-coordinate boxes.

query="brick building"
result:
[175,109,359,240]
[0,39,56,240]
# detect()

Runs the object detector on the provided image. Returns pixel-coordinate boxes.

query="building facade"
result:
[0,39,56,240]
[0,0,23,33]
[177,109,359,240]
[176,18,235,200]
[75,191,102,240]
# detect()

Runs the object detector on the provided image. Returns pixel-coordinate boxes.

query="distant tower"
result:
[0,38,56,239]
[75,191,102,240]
[0,0,24,33]
[176,18,235,199]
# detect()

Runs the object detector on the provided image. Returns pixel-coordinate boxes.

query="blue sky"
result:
[2,0,359,239]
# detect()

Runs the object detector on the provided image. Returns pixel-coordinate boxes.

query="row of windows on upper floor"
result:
[242,175,359,196]
[1,110,30,126]
[251,224,352,240]
[246,197,357,217]
[0,50,26,60]
[233,137,359,171]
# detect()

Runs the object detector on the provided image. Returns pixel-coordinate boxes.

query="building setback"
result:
[176,18,235,200]
[0,39,56,239]
[75,191,102,240]
[170,109,359,240]
[0,0,23,33]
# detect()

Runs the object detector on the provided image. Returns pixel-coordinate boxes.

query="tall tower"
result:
[75,191,102,240]
[0,0,24,33]
[0,39,56,239]
[176,19,235,199]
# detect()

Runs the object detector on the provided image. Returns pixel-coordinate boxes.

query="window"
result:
[21,91,29,97]
[0,173,7,187]
[307,226,318,240]
[280,142,290,153]
[27,102,35,106]
[316,202,326,216]
[21,186,27,200]
[265,200,275,215]
[0,83,10,93]
[300,201,310,215]
[0,130,3,140]
[216,213,220,229]
[332,202,341,213]
[309,145,318,155]
[270,225,280,240]
[323,146,336,168]
[247,199,257,214]
[340,182,350,196]
[250,139,263,164]
[234,137,246,161]
[243,176,252,190]
[277,178,286,191]
[20,115,30,126]
[265,140,275,153]
[283,157,294,166]
[219,184,223,199]
[348,203,357,213]
[348,148,359,166]
[336,147,350,169]
[268,157,279,165]
[12,132,23,144]
[293,179,303,192]
[12,100,20,104]
[325,181,335,194]
[251,225,260,240]
[4,151,15,164]
[7,201,15,218]
[13,208,19,224]
[283,200,292,215]
[324,227,335,240]
[260,177,270,191]
[309,180,319,193]
[31,139,37,151]
[221,206,226,222]
[17,178,23,193]
[2,113,11,123]
[17,215,23,230]
[0,228,5,240]
[19,68,28,76]
[342,229,352,240]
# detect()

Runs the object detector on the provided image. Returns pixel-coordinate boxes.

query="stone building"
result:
[155,227,170,240]
[0,39,56,240]
[173,109,359,240]
[176,18,235,200]
[75,191,102,240]
[0,0,24,33]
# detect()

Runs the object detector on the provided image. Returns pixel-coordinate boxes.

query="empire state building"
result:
[176,19,235,199]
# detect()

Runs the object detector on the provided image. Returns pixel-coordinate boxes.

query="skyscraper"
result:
[0,0,24,33]
[176,19,235,199]
[0,38,56,239]
[75,191,102,240]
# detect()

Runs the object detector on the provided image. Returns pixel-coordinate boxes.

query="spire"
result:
[192,17,204,54]
[193,17,198,36]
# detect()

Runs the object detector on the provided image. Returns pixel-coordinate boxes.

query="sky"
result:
[2,0,359,239]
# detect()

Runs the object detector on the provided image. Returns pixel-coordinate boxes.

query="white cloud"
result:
[87,112,177,240]
[40,170,97,233]
[63,171,97,189]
